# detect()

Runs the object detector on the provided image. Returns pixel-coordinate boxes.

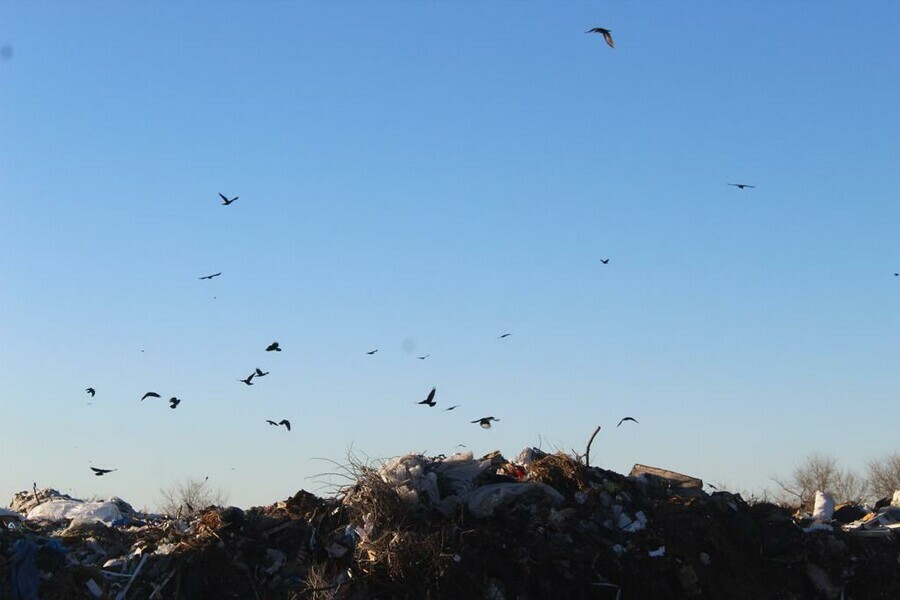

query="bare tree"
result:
[771,454,865,510]
[865,452,900,501]
[158,477,229,517]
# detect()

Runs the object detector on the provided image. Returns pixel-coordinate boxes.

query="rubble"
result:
[3,452,900,599]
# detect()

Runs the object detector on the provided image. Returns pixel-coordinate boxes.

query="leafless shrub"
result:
[158,477,229,517]
[865,452,900,501]
[771,453,865,510]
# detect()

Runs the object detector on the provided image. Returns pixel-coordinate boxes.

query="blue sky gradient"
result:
[2,2,899,508]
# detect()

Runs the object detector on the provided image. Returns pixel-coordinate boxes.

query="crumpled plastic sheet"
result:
[463,482,565,518]
[10,539,39,600]
[26,499,124,526]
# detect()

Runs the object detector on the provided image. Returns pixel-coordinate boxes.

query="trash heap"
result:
[3,450,900,599]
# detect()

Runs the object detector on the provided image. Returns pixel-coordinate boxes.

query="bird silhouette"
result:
[727,183,755,189]
[894,273,898,277]
[586,27,615,48]
[255,368,269,377]
[266,419,291,431]
[599,258,610,265]
[266,342,281,352]
[417,354,430,360]
[617,417,639,427]
[141,392,160,401]
[417,387,437,407]
[472,417,500,429]
[219,193,238,205]
[90,467,116,476]
[169,397,181,409]
[367,349,379,355]
[85,388,96,397]
[444,405,460,411]
[199,272,222,280]
[498,333,512,339]
[239,373,255,386]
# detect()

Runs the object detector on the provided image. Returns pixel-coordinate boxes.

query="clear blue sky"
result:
[2,1,899,510]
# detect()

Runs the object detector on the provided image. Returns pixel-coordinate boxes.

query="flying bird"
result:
[599,258,610,265]
[219,193,238,205]
[85,387,96,397]
[266,342,281,352]
[255,368,269,377]
[617,417,639,427]
[498,333,512,339]
[727,183,755,189]
[586,27,615,48]
[417,387,437,407]
[141,392,160,401]
[199,272,222,280]
[169,397,181,409]
[894,273,898,277]
[472,417,500,429]
[266,419,291,431]
[417,354,430,360]
[238,373,255,386]
[366,349,379,355]
[444,405,460,411]
[90,467,116,476]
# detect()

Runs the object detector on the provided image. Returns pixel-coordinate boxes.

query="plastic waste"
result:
[812,491,835,521]
[10,539,40,600]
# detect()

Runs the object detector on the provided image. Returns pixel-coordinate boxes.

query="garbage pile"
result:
[3,449,900,599]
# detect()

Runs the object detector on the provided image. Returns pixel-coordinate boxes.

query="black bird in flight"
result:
[266,419,291,431]
[444,405,460,411]
[85,387,96,397]
[219,193,238,205]
[586,27,615,48]
[727,183,755,189]
[266,342,281,352]
[239,373,256,386]
[498,333,512,339]
[90,467,116,476]
[599,258,610,265]
[141,392,160,401]
[894,273,898,277]
[255,368,269,377]
[199,272,222,280]
[417,354,430,360]
[417,387,437,407]
[169,397,181,409]
[366,349,379,355]
[472,417,500,429]
[617,417,639,427]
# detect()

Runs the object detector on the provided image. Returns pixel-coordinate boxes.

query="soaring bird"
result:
[472,417,500,429]
[617,416,639,427]
[219,193,238,205]
[894,273,898,277]
[141,392,160,401]
[199,272,222,280]
[366,349,379,355]
[586,27,615,48]
[90,467,116,476]
[444,405,460,411]
[255,368,269,377]
[266,342,281,352]
[599,258,610,265]
[266,419,291,431]
[238,373,255,386]
[417,387,437,407]
[169,397,181,409]
[498,333,512,339]
[417,354,430,360]
[85,387,96,397]
[727,183,755,189]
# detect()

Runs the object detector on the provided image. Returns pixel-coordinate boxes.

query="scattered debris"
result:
[3,453,899,598]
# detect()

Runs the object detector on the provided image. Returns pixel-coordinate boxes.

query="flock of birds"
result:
[78,26,765,477]
[80,176,758,476]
